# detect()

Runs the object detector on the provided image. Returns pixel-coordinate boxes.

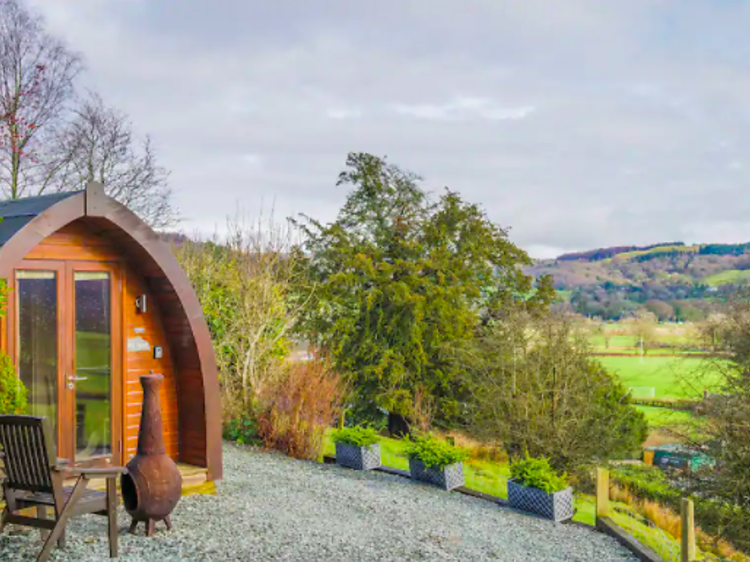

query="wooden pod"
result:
[0,183,222,481]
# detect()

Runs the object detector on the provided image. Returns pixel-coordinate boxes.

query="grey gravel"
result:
[0,443,638,561]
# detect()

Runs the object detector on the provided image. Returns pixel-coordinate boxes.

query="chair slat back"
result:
[0,415,56,493]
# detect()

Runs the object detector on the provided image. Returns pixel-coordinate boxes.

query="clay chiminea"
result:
[121,374,183,536]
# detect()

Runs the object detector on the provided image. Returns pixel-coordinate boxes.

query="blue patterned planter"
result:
[507,478,574,522]
[335,443,381,470]
[408,459,464,491]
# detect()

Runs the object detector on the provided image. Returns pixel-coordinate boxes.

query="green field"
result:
[636,405,695,426]
[704,269,750,287]
[597,356,721,400]
[588,322,697,354]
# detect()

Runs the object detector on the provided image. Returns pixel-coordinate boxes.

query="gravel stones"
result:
[0,443,638,561]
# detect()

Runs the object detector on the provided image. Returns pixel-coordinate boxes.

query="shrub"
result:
[404,433,469,469]
[223,416,261,446]
[611,464,679,504]
[173,214,302,420]
[0,351,26,415]
[331,425,381,447]
[510,455,569,494]
[256,359,346,460]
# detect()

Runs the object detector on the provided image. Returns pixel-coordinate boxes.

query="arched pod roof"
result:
[0,183,222,480]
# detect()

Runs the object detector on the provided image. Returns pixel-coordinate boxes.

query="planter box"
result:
[335,443,381,470]
[507,478,574,522]
[408,458,464,491]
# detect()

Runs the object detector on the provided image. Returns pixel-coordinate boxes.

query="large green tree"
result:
[293,152,553,428]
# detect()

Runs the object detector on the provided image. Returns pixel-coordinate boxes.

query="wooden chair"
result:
[0,415,127,562]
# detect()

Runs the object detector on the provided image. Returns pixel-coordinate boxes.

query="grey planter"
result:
[408,458,464,490]
[507,478,574,522]
[335,443,381,470]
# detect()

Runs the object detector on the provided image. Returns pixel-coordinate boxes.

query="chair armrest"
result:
[54,466,128,478]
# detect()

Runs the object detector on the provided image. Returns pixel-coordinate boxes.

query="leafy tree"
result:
[293,152,553,429]
[695,296,750,550]
[644,299,674,321]
[465,310,648,471]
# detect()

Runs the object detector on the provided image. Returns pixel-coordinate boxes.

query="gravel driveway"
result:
[0,443,638,561]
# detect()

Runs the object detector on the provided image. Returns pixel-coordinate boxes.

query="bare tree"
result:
[48,92,177,228]
[0,0,82,198]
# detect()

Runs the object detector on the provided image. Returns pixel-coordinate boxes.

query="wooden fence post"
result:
[596,467,610,521]
[681,498,696,562]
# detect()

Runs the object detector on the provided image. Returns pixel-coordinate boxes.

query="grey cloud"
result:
[25,0,750,257]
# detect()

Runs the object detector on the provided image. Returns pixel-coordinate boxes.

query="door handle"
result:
[66,375,88,390]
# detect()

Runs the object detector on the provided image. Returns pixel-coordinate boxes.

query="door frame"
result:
[9,260,66,456]
[66,260,123,467]
[10,259,123,467]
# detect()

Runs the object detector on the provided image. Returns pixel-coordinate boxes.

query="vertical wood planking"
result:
[123,269,179,462]
[17,220,180,466]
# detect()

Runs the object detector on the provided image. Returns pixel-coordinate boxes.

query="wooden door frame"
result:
[9,261,67,456]
[10,259,123,467]
[66,260,123,468]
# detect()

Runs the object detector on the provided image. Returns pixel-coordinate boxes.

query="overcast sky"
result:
[27,0,750,258]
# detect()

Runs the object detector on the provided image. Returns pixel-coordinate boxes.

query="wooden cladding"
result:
[18,221,180,465]
[123,272,179,462]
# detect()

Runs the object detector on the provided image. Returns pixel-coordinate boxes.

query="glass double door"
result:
[15,261,120,465]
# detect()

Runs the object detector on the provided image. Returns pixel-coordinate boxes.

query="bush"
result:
[0,351,26,415]
[611,464,679,504]
[331,425,381,447]
[256,359,346,460]
[404,433,469,469]
[223,416,261,446]
[173,215,301,421]
[510,455,569,494]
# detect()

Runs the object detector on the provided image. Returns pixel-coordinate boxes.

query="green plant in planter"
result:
[405,433,469,468]
[0,350,27,415]
[510,455,569,494]
[331,425,381,447]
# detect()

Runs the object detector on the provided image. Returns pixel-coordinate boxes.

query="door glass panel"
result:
[16,271,58,435]
[74,271,111,459]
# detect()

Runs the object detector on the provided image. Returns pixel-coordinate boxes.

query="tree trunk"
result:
[387,412,410,438]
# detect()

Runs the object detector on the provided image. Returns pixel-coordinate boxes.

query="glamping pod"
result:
[0,182,222,481]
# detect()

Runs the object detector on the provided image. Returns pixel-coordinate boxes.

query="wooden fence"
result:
[595,468,709,562]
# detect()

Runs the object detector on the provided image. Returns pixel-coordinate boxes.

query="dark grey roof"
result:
[0,191,82,246]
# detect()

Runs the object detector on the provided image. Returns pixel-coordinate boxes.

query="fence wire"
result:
[611,504,681,562]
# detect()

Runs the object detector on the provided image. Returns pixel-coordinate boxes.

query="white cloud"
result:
[390,97,536,122]
[325,107,362,120]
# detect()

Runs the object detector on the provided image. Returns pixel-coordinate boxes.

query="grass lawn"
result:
[588,322,700,355]
[323,433,597,526]
[597,355,721,399]
[636,405,695,427]
[589,334,639,349]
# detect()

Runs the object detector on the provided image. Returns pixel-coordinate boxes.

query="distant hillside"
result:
[528,242,750,321]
